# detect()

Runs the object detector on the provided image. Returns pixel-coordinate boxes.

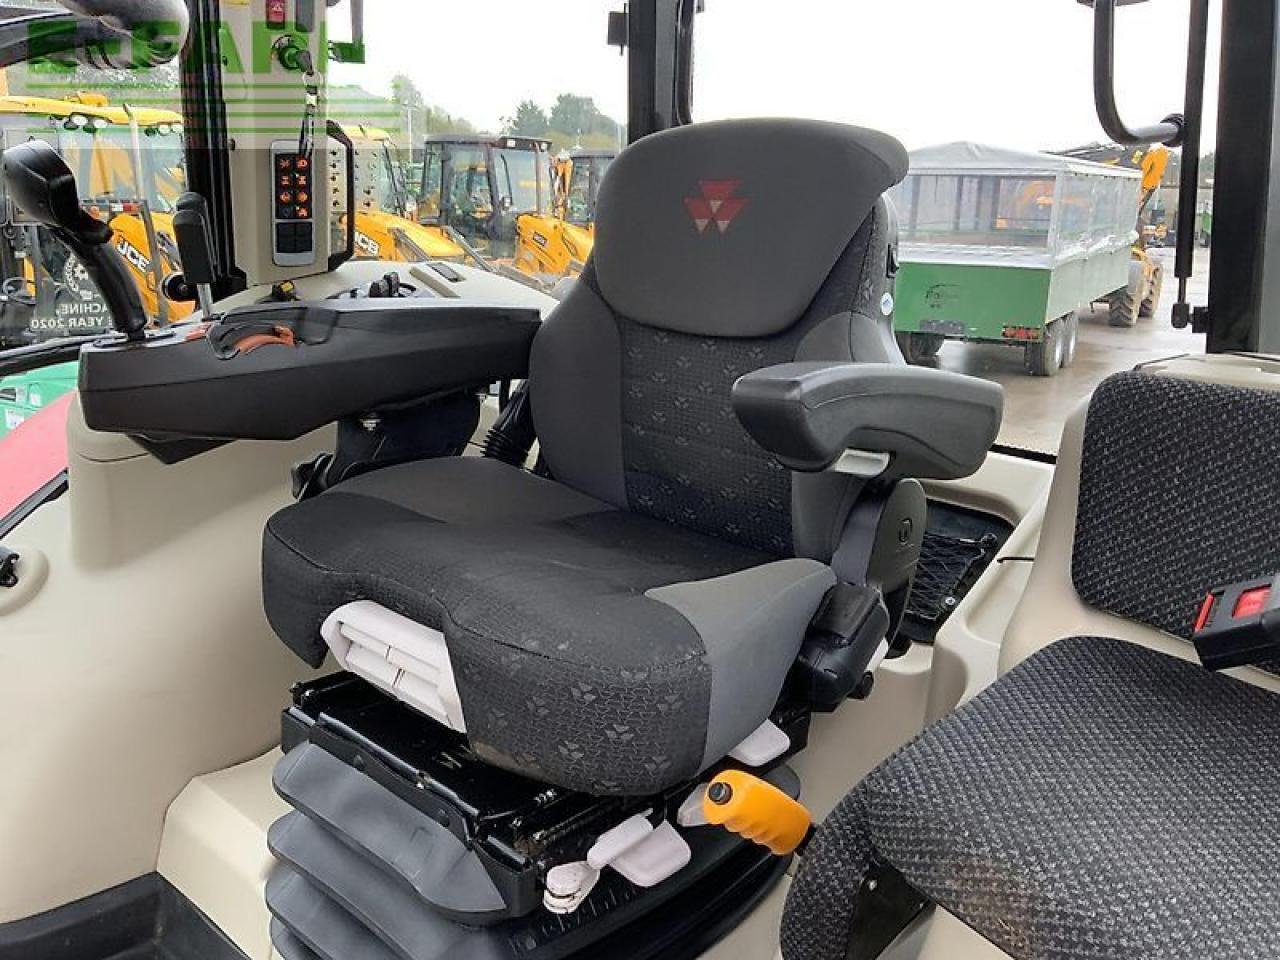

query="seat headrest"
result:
[592,118,908,338]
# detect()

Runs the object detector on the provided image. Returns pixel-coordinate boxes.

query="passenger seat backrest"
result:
[1003,366,1280,689]
[1072,371,1280,642]
[529,118,909,558]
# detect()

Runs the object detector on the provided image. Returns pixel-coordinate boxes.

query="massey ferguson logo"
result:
[683,180,749,234]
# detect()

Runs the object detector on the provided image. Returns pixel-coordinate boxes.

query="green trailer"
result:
[0,361,78,440]
[891,143,1143,376]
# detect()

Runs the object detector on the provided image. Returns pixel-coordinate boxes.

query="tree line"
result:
[391,74,622,155]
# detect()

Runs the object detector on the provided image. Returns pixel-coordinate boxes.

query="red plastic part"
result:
[0,391,73,520]
[1194,593,1217,633]
[1235,587,1272,621]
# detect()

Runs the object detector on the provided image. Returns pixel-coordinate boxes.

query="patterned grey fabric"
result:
[604,202,889,556]
[264,457,784,795]
[782,636,1280,960]
[1073,372,1280,642]
[618,314,796,554]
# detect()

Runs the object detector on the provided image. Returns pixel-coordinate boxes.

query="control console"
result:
[272,140,316,267]
[78,299,541,441]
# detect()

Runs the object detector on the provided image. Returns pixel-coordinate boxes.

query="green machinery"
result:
[891,142,1143,376]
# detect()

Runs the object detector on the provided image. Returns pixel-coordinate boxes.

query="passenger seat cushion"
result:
[782,636,1280,960]
[263,457,834,795]
[1072,372,1280,644]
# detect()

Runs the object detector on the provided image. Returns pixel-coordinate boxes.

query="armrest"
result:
[731,362,1004,478]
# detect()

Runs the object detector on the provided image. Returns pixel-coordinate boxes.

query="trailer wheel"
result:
[1140,264,1163,318]
[1059,312,1079,369]
[1024,317,1065,377]
[1108,289,1139,328]
[896,332,945,365]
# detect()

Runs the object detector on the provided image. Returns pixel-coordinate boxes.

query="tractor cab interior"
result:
[1,2,1279,960]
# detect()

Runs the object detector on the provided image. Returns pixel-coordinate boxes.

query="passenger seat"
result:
[781,364,1280,960]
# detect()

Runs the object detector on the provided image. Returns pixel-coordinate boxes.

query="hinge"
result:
[607,7,629,52]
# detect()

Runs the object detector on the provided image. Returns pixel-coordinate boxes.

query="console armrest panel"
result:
[79,299,541,441]
[731,362,1004,478]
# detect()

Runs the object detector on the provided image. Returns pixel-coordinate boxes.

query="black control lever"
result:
[1,139,147,340]
[173,191,218,318]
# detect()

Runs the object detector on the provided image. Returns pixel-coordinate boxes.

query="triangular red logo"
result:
[684,180,749,234]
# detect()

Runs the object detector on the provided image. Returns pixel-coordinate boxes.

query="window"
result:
[325,0,624,262]
[898,175,1055,248]
[694,0,1218,455]
[493,146,544,215]
[0,48,187,513]
[564,154,612,224]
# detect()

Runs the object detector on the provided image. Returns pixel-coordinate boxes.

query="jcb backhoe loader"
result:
[333,123,466,263]
[420,134,606,286]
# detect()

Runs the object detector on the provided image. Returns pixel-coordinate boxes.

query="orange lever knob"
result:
[702,770,812,856]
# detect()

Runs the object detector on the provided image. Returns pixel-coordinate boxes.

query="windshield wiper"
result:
[0,334,108,379]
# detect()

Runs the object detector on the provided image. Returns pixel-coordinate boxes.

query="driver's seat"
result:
[262,119,982,796]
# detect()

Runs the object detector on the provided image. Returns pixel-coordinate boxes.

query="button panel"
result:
[271,141,317,267]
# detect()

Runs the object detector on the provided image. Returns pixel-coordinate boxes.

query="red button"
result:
[1234,587,1271,620]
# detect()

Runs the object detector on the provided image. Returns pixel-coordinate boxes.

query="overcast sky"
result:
[335,1,1219,154]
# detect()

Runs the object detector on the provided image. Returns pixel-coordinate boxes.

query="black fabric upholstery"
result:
[1073,372,1280,643]
[618,310,795,555]
[783,636,1280,960]
[264,458,774,795]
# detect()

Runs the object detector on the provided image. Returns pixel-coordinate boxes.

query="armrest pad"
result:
[731,362,1004,478]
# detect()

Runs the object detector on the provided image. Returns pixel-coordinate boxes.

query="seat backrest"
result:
[529,118,909,558]
[1003,359,1280,691]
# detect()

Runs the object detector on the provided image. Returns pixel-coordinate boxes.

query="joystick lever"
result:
[1,139,148,340]
[172,192,219,318]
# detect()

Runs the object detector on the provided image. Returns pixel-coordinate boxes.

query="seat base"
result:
[277,671,805,940]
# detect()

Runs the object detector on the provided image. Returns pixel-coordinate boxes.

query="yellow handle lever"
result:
[702,770,812,856]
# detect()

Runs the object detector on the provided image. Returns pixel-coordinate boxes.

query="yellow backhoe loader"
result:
[332,124,466,263]
[420,134,609,286]
[0,93,191,348]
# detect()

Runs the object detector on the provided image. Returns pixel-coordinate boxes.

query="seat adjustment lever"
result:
[702,770,813,856]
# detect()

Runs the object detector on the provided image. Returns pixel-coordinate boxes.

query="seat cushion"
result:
[264,456,835,795]
[782,636,1280,960]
